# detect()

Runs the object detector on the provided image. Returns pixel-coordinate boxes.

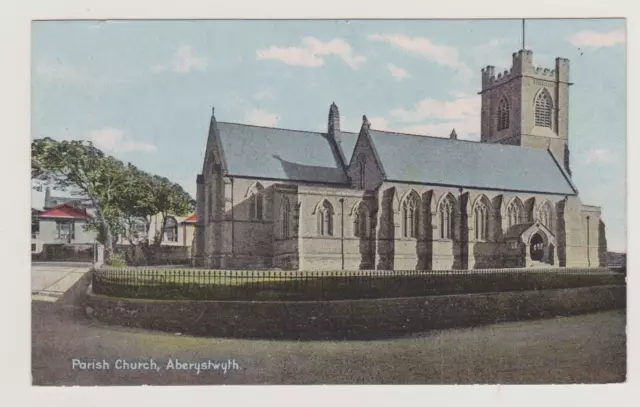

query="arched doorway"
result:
[530,233,545,261]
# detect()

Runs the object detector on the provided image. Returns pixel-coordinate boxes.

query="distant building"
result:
[32,188,97,253]
[31,202,97,256]
[43,187,95,211]
[124,213,197,248]
[195,49,608,270]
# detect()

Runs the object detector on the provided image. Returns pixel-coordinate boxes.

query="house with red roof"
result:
[35,203,97,249]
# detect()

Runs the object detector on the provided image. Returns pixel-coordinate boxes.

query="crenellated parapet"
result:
[481,66,514,88]
[481,49,570,92]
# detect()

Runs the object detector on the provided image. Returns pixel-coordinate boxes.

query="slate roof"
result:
[211,119,576,195]
[334,130,359,166]
[504,223,534,240]
[368,130,577,195]
[216,122,349,184]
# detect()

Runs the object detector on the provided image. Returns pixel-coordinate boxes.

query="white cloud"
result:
[151,45,209,73]
[90,128,157,153]
[244,108,280,127]
[365,116,392,131]
[368,34,471,77]
[355,93,480,139]
[257,37,366,70]
[567,29,625,49]
[387,63,409,80]
[390,94,480,123]
[585,148,615,164]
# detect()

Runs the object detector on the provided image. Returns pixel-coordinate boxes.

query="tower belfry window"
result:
[535,91,553,128]
[497,97,510,131]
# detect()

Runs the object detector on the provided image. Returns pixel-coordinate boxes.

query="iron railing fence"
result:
[92,267,625,302]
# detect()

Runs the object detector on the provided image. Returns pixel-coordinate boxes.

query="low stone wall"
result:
[86,284,626,340]
[32,243,95,262]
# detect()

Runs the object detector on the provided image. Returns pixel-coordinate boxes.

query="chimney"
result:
[44,187,51,208]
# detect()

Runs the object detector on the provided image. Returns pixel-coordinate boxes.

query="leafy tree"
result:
[32,137,195,263]
[115,168,195,262]
[33,138,143,258]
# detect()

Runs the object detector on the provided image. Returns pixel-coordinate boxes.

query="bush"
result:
[106,252,127,267]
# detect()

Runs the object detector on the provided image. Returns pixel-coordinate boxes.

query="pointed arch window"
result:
[357,154,366,189]
[353,202,370,238]
[474,199,490,241]
[164,216,178,242]
[535,90,553,128]
[280,197,291,239]
[439,196,455,240]
[317,200,334,236]
[537,201,552,229]
[497,97,510,131]
[402,194,420,238]
[506,199,524,228]
[248,183,265,221]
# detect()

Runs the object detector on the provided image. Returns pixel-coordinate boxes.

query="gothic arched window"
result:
[402,193,420,238]
[248,183,265,221]
[535,90,553,128]
[357,154,366,189]
[506,198,524,228]
[353,202,370,238]
[280,197,291,239]
[164,216,178,242]
[537,201,552,230]
[497,97,510,131]
[474,197,490,241]
[439,195,455,240]
[317,200,334,236]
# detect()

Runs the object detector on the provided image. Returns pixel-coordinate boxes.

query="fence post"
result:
[93,244,105,268]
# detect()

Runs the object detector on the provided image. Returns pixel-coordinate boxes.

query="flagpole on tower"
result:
[522,19,526,50]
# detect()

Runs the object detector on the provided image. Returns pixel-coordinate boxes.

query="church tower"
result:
[479,49,572,175]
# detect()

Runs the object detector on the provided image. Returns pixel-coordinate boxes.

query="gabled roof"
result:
[214,122,349,184]
[334,130,359,165]
[181,214,196,224]
[367,130,577,195]
[39,203,92,219]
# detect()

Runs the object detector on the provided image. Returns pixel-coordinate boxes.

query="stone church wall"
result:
[198,175,606,270]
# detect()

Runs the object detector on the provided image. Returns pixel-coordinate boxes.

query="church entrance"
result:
[529,233,545,262]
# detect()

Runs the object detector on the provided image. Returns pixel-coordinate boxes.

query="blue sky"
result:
[31,19,626,251]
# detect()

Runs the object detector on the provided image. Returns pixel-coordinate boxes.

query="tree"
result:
[33,138,144,259]
[33,137,196,264]
[31,208,41,236]
[115,168,195,261]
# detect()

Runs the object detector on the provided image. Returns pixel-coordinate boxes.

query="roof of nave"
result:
[368,129,577,195]
[215,122,351,184]
[210,119,576,195]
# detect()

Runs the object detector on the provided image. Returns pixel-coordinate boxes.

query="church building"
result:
[195,49,607,270]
